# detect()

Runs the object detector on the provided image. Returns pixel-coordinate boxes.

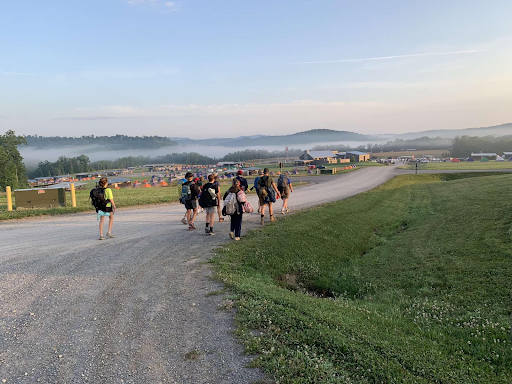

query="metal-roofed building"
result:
[470,153,497,161]
[298,150,338,164]
[503,152,512,160]
[346,151,370,162]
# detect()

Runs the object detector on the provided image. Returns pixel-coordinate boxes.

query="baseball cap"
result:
[237,170,243,175]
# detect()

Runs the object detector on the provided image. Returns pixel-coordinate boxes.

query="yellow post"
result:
[70,183,76,207]
[6,186,13,211]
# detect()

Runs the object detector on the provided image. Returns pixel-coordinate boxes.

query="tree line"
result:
[24,134,178,149]
[313,136,453,153]
[450,135,512,158]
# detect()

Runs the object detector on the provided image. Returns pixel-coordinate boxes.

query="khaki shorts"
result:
[204,206,216,214]
[279,188,290,199]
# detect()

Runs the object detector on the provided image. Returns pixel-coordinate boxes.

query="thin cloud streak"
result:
[294,50,485,64]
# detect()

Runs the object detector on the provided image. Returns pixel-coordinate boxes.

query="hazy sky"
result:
[1,0,512,139]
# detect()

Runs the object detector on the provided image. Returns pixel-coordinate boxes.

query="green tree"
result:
[0,130,28,191]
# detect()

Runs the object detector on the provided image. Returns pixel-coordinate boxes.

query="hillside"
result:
[174,129,372,147]
[393,123,512,140]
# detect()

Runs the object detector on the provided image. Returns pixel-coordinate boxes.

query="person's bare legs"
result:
[107,212,114,234]
[99,216,105,237]
[260,201,265,225]
[186,209,192,224]
[268,202,275,221]
[191,207,198,225]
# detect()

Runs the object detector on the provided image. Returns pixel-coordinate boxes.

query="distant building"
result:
[503,152,512,160]
[345,151,370,162]
[470,153,497,161]
[298,150,338,165]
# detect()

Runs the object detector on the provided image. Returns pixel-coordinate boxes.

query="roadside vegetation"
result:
[213,172,512,383]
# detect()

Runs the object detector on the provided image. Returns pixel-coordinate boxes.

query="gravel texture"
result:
[0,165,397,383]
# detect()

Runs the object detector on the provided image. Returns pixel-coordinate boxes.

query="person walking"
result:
[235,170,249,192]
[96,177,116,240]
[178,176,188,225]
[199,174,219,235]
[212,172,224,222]
[181,172,200,230]
[277,173,293,214]
[251,169,263,213]
[258,168,279,225]
[223,179,245,240]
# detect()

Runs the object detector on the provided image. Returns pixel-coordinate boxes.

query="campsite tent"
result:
[467,157,474,162]
[451,158,460,162]
[480,157,489,162]
[496,156,505,162]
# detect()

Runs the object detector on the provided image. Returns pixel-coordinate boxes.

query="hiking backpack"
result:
[90,187,108,211]
[277,175,288,191]
[236,190,247,203]
[199,186,217,208]
[180,183,192,204]
[224,192,238,215]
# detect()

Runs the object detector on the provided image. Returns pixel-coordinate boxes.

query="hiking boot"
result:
[106,232,115,238]
[229,231,235,239]
[205,226,210,234]
[99,236,105,240]
[234,237,240,241]
[181,217,188,225]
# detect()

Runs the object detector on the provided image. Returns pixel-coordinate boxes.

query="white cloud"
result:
[294,50,485,65]
[126,0,179,12]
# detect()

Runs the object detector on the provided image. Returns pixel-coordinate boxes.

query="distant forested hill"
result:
[24,135,178,149]
[174,129,372,146]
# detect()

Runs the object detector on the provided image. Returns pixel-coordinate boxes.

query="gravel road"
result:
[0,165,397,383]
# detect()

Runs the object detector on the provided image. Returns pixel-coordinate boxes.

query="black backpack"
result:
[90,187,108,211]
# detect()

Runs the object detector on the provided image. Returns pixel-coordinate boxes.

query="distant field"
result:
[399,161,512,170]
[372,149,447,158]
[214,172,512,382]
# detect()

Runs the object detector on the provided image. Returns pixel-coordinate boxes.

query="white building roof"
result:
[306,151,337,159]
[470,153,497,157]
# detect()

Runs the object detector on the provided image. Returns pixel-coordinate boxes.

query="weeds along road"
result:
[0,165,397,383]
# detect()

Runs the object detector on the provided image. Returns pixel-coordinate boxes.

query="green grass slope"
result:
[213,173,512,383]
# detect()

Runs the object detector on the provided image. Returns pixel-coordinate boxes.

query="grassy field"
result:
[372,149,448,158]
[213,172,512,383]
[399,161,512,170]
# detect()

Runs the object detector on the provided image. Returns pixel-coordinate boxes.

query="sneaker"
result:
[234,237,240,241]
[286,207,290,212]
[219,217,225,222]
[190,223,196,230]
[181,217,188,225]
[99,236,105,240]
[106,232,115,238]
[229,231,235,239]
[205,226,210,234]
[281,209,285,214]
[209,229,215,236]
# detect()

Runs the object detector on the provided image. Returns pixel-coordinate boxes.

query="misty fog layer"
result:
[20,141,377,166]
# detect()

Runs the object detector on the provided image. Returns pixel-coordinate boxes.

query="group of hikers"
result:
[179,168,293,240]
[91,168,293,241]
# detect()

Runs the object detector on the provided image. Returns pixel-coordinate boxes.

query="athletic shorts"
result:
[185,200,198,210]
[259,197,272,206]
[204,206,216,214]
